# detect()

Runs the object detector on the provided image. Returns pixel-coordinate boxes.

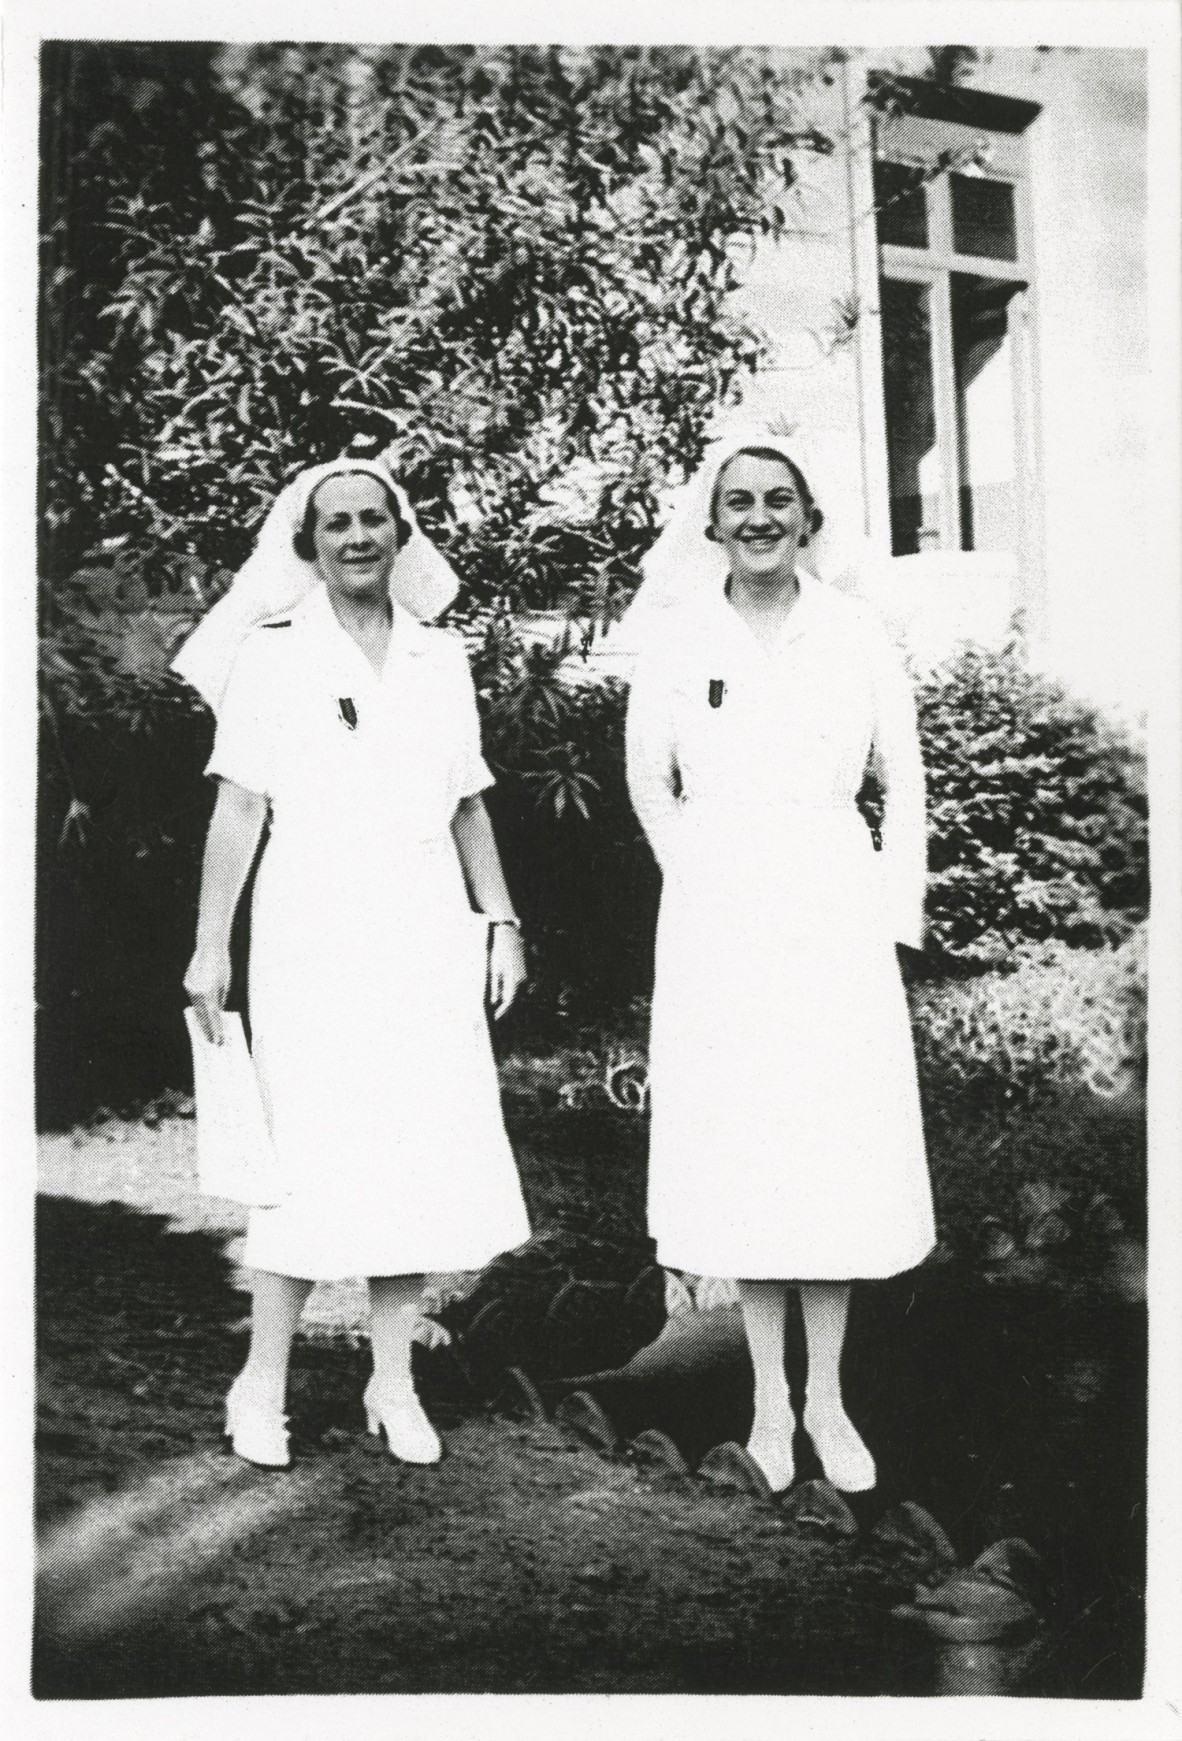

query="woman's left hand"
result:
[487,924,528,1020]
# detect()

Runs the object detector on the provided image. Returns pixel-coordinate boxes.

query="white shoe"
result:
[363,1381,442,1465]
[744,1432,796,1495]
[801,1404,876,1493]
[225,1376,290,1468]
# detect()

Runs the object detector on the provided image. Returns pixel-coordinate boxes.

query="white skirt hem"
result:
[651,1233,937,1283]
[242,1226,532,1284]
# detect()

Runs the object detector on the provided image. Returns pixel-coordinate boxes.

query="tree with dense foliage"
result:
[41,42,840,618]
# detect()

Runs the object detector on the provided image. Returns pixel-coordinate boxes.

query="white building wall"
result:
[726,47,1149,714]
[1005,48,1149,711]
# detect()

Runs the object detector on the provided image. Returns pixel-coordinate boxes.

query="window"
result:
[951,273,1021,552]
[873,159,929,248]
[949,173,1018,261]
[880,278,937,553]
[869,78,1040,559]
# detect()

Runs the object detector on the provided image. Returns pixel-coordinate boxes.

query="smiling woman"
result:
[174,455,532,1474]
[626,427,935,1498]
[293,472,408,573]
[295,474,409,673]
[708,448,824,588]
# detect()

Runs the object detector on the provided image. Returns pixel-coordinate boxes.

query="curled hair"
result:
[293,470,411,562]
[710,446,824,539]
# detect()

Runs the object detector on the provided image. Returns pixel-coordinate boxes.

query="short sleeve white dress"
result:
[207,583,532,1280]
[626,572,936,1281]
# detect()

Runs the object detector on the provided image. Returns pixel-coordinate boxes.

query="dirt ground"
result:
[34,1114,1146,1700]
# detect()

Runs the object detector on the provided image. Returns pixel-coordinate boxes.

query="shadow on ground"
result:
[557,1270,1146,1698]
[34,1193,1144,1700]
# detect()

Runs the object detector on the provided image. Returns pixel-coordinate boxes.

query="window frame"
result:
[869,84,1041,568]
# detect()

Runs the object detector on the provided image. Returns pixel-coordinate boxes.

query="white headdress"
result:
[616,423,872,653]
[172,455,461,711]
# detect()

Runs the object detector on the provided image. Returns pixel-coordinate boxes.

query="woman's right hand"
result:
[184,946,232,1045]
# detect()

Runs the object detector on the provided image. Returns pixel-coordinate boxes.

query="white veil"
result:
[616,423,874,653]
[172,455,461,712]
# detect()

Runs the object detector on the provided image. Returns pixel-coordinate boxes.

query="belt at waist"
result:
[677,796,860,822]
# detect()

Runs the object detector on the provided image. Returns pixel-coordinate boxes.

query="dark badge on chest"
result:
[338,697,358,731]
[708,678,726,709]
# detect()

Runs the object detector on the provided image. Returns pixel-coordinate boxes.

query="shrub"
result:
[914,639,1147,965]
[909,928,1147,1111]
[527,931,1147,1122]
[470,626,1149,1010]
[469,622,657,1028]
[36,692,214,1128]
[34,609,653,1124]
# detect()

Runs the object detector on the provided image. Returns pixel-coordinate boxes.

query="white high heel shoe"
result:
[362,1380,442,1465]
[801,1403,876,1493]
[744,1431,796,1495]
[224,1375,290,1468]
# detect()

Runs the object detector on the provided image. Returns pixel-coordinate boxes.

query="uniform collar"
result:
[292,582,433,658]
[710,563,819,654]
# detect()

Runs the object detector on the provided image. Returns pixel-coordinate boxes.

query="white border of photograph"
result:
[3,4,1179,1739]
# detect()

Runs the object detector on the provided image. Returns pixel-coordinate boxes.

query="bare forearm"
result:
[451,795,517,920]
[195,781,269,951]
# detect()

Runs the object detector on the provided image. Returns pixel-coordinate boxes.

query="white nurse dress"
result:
[207,583,531,1280]
[626,571,936,1281]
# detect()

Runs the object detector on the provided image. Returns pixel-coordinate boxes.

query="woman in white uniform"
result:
[625,429,935,1494]
[177,456,531,1470]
